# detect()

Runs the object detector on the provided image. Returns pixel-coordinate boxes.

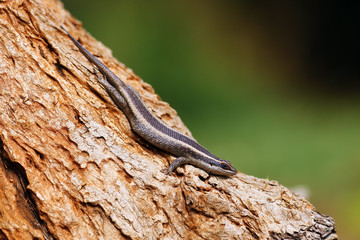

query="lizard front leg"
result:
[162,156,191,174]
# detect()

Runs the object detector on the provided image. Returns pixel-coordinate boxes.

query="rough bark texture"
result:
[0,0,338,239]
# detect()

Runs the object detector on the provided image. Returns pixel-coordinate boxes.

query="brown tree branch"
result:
[0,0,337,239]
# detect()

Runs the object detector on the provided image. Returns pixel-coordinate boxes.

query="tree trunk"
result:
[0,0,337,239]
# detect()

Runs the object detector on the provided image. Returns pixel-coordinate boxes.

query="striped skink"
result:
[62,27,237,177]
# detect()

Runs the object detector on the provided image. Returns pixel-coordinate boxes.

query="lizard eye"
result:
[220,163,232,171]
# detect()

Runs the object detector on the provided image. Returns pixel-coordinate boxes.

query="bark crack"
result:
[0,139,56,240]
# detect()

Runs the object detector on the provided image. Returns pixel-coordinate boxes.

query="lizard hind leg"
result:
[95,71,130,113]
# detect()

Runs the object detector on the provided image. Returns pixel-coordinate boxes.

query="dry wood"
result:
[0,0,337,239]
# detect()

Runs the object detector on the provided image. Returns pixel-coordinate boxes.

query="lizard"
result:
[62,27,237,177]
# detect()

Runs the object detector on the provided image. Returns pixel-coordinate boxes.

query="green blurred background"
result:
[62,0,360,238]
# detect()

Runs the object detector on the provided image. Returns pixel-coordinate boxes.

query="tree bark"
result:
[0,0,337,239]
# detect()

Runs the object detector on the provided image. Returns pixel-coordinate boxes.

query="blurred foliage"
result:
[62,0,360,238]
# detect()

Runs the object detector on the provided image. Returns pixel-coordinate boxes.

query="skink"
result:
[62,27,237,176]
